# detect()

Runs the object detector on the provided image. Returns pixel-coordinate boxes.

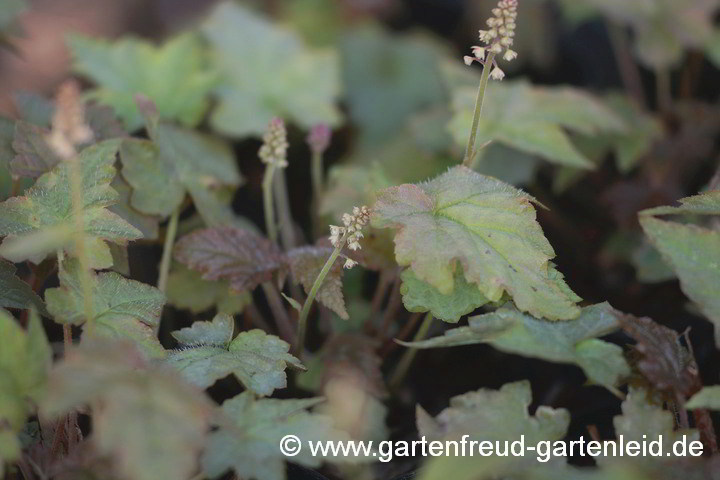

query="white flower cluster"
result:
[463,0,518,81]
[329,206,371,269]
[258,117,289,168]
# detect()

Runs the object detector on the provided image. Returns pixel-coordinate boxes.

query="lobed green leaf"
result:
[372,166,582,320]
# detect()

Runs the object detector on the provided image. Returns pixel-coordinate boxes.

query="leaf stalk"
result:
[388,312,433,390]
[157,207,180,293]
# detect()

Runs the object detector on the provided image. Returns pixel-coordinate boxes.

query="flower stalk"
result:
[296,206,370,353]
[461,0,519,169]
[462,51,496,168]
[259,118,289,245]
[307,124,332,234]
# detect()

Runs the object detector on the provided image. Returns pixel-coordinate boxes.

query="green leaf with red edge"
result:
[174,226,285,292]
[372,165,582,321]
[287,245,348,319]
[0,140,142,269]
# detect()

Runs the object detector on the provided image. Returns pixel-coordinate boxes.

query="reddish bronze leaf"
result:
[174,226,285,292]
[287,245,348,319]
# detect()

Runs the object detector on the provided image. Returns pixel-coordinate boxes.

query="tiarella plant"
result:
[1,0,720,480]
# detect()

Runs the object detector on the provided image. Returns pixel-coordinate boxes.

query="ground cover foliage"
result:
[2,0,720,479]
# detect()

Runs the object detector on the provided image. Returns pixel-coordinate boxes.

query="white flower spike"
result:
[463,0,518,81]
[328,205,371,269]
[258,117,289,168]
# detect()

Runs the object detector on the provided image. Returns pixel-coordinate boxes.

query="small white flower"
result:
[343,258,358,269]
[329,206,370,250]
[503,49,517,61]
[464,55,475,66]
[471,46,486,59]
[490,67,505,80]
[465,0,518,68]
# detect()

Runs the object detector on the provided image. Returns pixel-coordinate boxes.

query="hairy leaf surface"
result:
[167,314,303,395]
[174,226,284,292]
[0,140,141,268]
[372,166,581,320]
[45,259,165,358]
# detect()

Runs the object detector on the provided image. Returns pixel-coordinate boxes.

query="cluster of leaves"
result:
[1,1,720,480]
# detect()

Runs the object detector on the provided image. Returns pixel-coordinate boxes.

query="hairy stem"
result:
[462,52,496,169]
[296,234,346,353]
[388,313,433,390]
[262,164,278,244]
[157,207,180,294]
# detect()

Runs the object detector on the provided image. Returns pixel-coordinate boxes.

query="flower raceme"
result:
[329,206,371,269]
[463,0,518,80]
[258,117,289,168]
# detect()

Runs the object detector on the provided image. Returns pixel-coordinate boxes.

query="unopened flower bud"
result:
[259,117,289,168]
[306,124,331,155]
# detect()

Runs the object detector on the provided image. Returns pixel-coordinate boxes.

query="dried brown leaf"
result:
[620,314,700,398]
